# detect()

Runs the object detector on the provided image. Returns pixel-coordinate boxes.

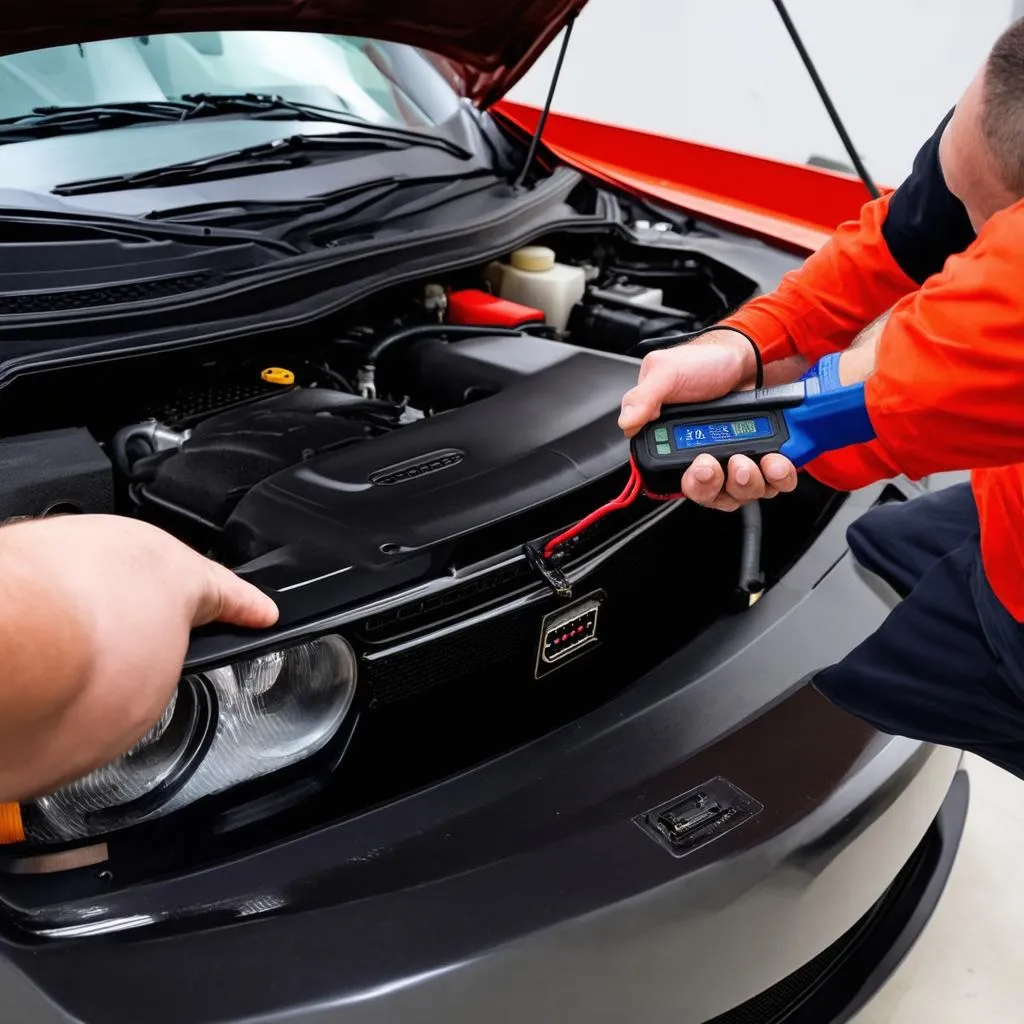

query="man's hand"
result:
[0,515,279,802]
[618,330,802,509]
[618,322,885,510]
[618,330,759,438]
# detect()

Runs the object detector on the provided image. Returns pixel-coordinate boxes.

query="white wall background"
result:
[509,0,1019,187]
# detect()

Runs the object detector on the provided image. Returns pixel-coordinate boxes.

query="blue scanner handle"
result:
[778,353,875,467]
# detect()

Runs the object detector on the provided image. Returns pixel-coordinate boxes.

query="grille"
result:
[364,601,540,707]
[360,502,672,646]
[360,560,533,641]
[360,504,713,710]
[0,273,212,314]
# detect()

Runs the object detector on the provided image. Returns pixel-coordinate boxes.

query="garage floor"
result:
[854,754,1023,1022]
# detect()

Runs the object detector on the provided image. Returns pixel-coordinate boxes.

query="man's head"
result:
[941,17,1024,230]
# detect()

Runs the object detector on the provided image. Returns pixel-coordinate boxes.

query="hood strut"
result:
[513,13,578,191]
[771,0,881,200]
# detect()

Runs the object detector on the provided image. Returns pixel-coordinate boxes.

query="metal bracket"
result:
[524,542,573,599]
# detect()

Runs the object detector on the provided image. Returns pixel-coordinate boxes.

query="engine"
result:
[108,330,636,569]
[0,233,759,597]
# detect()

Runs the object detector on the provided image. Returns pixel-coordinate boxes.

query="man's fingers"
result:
[680,452,795,512]
[682,454,726,506]
[725,455,767,503]
[760,454,799,494]
[194,564,280,629]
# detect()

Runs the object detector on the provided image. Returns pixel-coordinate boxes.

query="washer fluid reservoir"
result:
[489,246,586,332]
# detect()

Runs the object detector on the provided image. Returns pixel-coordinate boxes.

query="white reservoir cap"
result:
[510,246,556,272]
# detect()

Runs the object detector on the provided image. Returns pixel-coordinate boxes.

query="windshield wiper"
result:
[181,94,471,158]
[0,205,300,254]
[0,100,200,142]
[52,131,464,197]
[0,93,469,158]
[143,176,408,228]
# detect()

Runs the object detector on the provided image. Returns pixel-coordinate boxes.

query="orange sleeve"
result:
[720,192,918,364]
[861,200,1024,479]
[722,193,913,490]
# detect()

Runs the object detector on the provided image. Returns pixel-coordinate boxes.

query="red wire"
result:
[542,454,685,560]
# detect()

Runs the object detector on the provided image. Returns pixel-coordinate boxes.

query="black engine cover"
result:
[224,335,639,570]
[143,391,395,528]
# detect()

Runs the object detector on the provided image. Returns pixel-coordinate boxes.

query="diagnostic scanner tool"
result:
[630,373,876,495]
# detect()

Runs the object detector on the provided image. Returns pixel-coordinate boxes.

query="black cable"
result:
[633,326,764,388]
[365,323,546,367]
[738,502,766,597]
[513,15,577,191]
[771,0,881,200]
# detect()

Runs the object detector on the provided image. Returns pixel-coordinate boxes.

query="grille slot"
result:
[0,273,213,314]
[365,602,540,707]
[360,561,533,642]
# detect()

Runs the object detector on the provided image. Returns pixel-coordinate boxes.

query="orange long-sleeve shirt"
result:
[721,113,1024,622]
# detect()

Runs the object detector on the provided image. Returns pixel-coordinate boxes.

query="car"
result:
[0,3,968,1023]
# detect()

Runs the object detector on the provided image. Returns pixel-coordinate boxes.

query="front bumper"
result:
[0,481,966,1023]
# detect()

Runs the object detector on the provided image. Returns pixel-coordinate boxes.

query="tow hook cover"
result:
[634,777,763,858]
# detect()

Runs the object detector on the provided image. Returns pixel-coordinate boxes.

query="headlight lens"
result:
[27,635,357,844]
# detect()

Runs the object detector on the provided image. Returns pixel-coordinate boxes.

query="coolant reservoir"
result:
[489,246,586,332]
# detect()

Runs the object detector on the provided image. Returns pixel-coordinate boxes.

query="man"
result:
[0,515,278,802]
[619,18,1024,778]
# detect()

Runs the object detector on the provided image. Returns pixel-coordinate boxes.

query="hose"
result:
[737,501,766,598]
[365,323,550,368]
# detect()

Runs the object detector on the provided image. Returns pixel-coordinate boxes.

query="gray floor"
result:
[855,754,1022,1021]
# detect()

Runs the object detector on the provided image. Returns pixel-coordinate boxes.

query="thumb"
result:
[193,564,280,629]
[618,359,678,438]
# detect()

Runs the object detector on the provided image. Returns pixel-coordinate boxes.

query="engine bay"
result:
[0,216,850,878]
[0,226,764,596]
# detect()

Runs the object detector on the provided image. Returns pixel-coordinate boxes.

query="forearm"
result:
[721,195,917,365]
[0,524,98,801]
[822,205,1024,482]
[722,111,974,369]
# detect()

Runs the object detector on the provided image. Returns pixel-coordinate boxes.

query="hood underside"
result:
[0,0,588,106]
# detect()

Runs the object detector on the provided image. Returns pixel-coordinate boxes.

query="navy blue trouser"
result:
[813,483,1024,780]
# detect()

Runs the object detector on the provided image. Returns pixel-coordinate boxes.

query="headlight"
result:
[26,635,357,844]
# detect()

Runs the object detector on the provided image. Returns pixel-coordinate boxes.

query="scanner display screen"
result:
[673,416,774,450]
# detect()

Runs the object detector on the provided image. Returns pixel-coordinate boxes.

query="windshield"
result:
[0,31,462,128]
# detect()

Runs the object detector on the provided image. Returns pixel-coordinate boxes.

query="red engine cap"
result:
[447,289,545,329]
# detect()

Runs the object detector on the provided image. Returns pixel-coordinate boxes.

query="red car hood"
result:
[1,0,588,107]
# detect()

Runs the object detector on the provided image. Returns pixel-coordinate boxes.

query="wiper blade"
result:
[181,94,471,159]
[52,132,455,197]
[0,92,470,159]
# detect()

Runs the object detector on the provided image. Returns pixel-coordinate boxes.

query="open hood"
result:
[0,0,588,107]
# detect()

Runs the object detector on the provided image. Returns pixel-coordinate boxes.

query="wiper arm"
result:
[0,93,470,159]
[51,133,452,197]
[0,205,300,254]
[0,100,198,142]
[143,176,407,228]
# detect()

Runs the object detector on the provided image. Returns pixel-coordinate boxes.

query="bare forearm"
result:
[0,524,96,800]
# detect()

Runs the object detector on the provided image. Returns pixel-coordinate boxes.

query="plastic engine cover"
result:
[224,335,639,567]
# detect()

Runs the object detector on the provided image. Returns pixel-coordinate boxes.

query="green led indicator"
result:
[656,443,672,456]
[654,427,669,443]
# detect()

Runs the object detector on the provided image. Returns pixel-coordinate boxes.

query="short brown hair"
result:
[983,17,1024,194]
